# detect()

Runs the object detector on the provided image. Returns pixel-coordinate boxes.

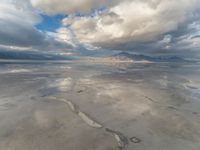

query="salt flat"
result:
[0,61,200,150]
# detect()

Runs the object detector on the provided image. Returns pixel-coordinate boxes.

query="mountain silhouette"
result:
[0,50,75,60]
[111,52,187,62]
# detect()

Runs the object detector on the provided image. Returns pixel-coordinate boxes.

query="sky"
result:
[0,0,200,57]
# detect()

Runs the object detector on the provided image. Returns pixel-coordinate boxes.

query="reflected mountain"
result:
[0,50,77,60]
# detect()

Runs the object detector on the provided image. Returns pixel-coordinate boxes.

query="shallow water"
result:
[0,61,200,150]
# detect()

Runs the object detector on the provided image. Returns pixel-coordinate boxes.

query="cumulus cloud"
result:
[59,0,200,52]
[1,0,200,54]
[63,0,199,45]
[0,0,72,51]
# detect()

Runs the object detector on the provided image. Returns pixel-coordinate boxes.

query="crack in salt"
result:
[60,99,103,128]
[78,111,103,128]
[59,98,130,149]
[60,99,78,113]
[105,128,129,150]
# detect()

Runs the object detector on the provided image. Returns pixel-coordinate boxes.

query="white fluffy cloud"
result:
[1,0,200,54]
[60,0,200,51]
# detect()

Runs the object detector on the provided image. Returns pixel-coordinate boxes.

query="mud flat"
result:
[0,62,200,150]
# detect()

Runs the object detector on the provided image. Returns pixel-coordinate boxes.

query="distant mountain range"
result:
[109,52,190,62]
[0,50,196,63]
[0,50,75,60]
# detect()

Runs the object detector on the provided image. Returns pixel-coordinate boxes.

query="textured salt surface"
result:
[60,99,103,128]
[1,62,200,150]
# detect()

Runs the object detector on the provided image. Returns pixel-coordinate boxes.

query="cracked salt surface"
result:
[78,111,103,128]
[1,62,200,150]
[106,128,129,150]
[60,99,77,112]
[59,98,131,149]
[60,99,103,128]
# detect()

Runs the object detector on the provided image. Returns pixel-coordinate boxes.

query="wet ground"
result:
[0,61,200,150]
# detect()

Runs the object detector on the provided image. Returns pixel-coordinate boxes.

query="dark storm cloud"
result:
[0,20,45,47]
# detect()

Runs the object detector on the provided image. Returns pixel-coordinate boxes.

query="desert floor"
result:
[0,61,200,150]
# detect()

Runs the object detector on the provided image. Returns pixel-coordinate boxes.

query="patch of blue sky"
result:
[193,31,200,36]
[36,6,107,32]
[36,14,65,32]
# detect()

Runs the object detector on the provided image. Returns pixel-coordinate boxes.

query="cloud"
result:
[1,0,200,55]
[30,0,110,14]
[0,1,40,45]
[59,0,200,52]
[0,0,72,51]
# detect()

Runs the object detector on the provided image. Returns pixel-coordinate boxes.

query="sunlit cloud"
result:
[0,0,200,56]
